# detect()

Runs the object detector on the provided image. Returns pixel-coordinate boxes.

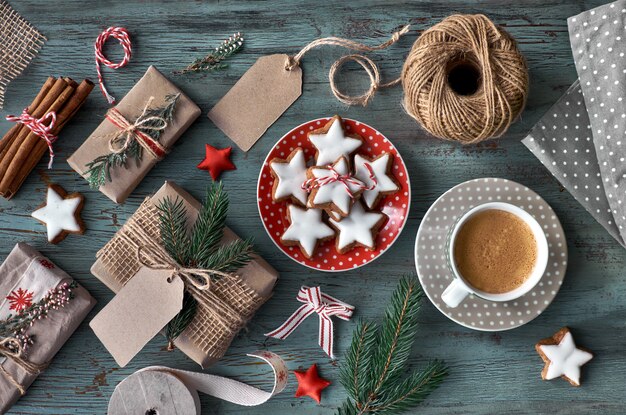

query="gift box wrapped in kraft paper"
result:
[0,243,95,413]
[90,181,279,368]
[67,66,201,204]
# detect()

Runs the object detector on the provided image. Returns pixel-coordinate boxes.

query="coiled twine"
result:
[401,14,528,144]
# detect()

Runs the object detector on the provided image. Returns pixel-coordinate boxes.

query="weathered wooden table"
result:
[1,1,624,414]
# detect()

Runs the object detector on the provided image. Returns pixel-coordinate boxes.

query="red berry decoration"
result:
[294,364,331,404]
[197,143,236,180]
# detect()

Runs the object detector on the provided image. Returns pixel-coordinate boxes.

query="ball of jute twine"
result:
[285,14,528,144]
[401,14,528,144]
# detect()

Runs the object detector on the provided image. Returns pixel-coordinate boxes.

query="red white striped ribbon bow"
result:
[265,286,354,359]
[301,163,376,199]
[5,108,58,168]
[94,26,132,105]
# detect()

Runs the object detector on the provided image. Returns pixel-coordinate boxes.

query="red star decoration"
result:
[197,144,236,180]
[294,364,331,404]
[6,288,34,312]
[39,259,55,269]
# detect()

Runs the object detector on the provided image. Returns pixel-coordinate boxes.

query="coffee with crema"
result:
[453,209,537,294]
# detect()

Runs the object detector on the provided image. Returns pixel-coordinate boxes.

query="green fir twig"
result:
[336,276,448,415]
[157,182,255,350]
[84,94,180,188]
[174,33,244,74]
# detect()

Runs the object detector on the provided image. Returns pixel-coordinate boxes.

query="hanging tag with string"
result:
[208,25,410,152]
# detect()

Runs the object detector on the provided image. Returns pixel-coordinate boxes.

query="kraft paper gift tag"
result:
[90,267,184,367]
[208,54,302,152]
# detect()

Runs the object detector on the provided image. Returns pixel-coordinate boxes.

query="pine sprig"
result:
[158,183,254,349]
[336,275,448,415]
[174,33,244,74]
[85,94,180,188]
[188,182,229,265]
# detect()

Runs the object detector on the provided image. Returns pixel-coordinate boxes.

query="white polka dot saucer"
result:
[414,178,568,331]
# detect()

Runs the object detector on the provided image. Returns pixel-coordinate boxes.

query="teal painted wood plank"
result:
[1,0,625,414]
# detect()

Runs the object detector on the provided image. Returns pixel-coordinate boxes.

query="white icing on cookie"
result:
[32,187,82,242]
[282,204,335,257]
[329,201,384,251]
[354,153,400,209]
[309,117,362,166]
[539,331,593,386]
[308,157,362,216]
[270,148,308,205]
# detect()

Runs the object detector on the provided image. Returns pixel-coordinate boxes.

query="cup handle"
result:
[441,279,470,308]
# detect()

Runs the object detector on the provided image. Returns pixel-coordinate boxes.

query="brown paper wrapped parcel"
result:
[91,181,279,368]
[0,243,95,413]
[67,66,201,204]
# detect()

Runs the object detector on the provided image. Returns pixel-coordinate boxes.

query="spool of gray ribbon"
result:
[108,351,288,415]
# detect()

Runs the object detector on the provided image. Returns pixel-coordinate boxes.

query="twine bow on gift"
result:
[136,245,234,292]
[5,108,58,168]
[105,96,169,160]
[265,286,354,359]
[302,163,376,199]
[0,337,47,395]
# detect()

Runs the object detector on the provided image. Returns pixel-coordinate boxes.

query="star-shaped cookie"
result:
[281,204,335,258]
[308,115,362,166]
[269,147,308,205]
[294,364,331,404]
[354,153,400,209]
[329,201,386,253]
[197,143,236,180]
[32,184,85,244]
[306,157,363,217]
[535,327,593,386]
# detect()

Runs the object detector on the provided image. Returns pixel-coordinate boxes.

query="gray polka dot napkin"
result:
[522,81,624,246]
[523,0,626,247]
[568,0,626,244]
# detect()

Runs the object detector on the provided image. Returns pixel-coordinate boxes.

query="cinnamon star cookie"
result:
[535,327,593,387]
[32,184,85,244]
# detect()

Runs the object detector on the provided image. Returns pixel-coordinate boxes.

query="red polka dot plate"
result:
[257,117,411,272]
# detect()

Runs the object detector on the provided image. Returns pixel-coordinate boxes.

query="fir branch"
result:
[188,182,229,266]
[164,292,197,351]
[84,94,180,188]
[157,197,191,265]
[158,182,255,349]
[197,237,254,273]
[174,33,244,74]
[336,275,448,415]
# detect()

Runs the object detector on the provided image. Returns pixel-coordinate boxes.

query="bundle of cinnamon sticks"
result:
[0,76,94,199]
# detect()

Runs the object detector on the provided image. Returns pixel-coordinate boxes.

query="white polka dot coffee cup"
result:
[441,202,549,308]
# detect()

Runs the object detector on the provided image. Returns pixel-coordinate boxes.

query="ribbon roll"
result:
[108,351,287,415]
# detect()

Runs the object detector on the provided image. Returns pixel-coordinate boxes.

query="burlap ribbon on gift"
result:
[0,337,46,395]
[96,199,263,360]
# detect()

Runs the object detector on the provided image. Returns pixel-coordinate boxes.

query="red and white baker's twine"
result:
[301,162,377,198]
[5,109,58,168]
[265,286,354,359]
[94,26,132,105]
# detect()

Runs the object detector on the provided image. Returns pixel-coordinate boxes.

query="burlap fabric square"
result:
[0,0,46,109]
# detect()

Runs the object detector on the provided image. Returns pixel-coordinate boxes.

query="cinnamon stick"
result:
[0,78,69,185]
[0,77,55,157]
[8,80,95,195]
[0,81,76,194]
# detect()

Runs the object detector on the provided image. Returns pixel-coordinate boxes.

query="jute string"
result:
[0,337,47,395]
[104,96,168,159]
[285,14,528,144]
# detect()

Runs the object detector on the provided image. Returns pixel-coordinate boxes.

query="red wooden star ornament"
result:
[294,364,331,404]
[197,143,236,180]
